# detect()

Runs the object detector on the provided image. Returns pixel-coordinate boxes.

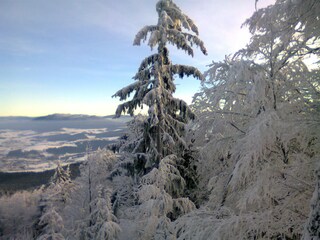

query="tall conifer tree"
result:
[113,0,207,167]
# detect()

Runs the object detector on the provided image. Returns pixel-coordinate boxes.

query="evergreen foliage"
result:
[35,163,74,239]
[111,1,206,238]
[63,149,120,240]
[113,0,207,167]
[36,205,65,240]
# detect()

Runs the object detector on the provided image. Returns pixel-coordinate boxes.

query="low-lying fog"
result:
[0,115,129,172]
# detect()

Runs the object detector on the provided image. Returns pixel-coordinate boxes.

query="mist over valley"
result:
[0,114,129,173]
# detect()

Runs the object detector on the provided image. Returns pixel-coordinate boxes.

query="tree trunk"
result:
[156,100,163,165]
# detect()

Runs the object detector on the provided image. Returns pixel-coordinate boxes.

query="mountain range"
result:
[0,114,131,121]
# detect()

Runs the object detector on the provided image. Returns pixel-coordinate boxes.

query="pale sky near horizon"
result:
[0,0,275,117]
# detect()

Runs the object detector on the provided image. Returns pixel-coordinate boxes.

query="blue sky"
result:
[0,0,274,117]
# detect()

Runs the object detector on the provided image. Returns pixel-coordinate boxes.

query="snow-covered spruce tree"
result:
[113,0,207,168]
[111,1,206,239]
[48,162,76,205]
[36,205,65,240]
[34,163,75,239]
[114,154,197,240]
[86,185,121,240]
[175,0,320,239]
[63,149,120,240]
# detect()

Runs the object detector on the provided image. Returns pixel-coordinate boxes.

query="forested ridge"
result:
[0,0,319,239]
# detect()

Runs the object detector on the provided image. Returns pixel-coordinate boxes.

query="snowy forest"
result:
[0,0,319,239]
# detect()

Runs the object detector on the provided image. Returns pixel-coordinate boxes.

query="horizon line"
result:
[0,113,134,118]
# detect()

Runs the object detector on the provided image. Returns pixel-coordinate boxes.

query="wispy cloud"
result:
[0,37,46,55]
[0,0,276,117]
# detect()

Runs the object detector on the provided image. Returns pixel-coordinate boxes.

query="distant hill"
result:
[0,114,132,121]
[33,113,102,121]
[33,114,132,121]
[0,116,32,121]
